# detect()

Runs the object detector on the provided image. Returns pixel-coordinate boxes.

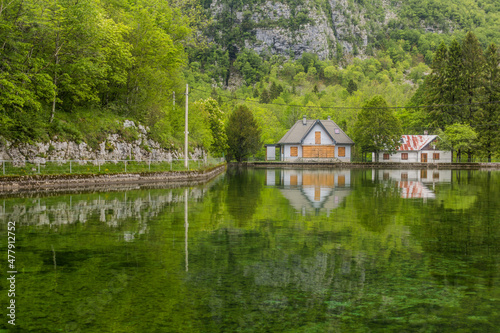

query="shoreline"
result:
[242,162,500,170]
[0,164,227,195]
[2,161,499,195]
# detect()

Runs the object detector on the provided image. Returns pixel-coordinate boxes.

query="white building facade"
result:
[374,135,452,163]
[278,117,354,162]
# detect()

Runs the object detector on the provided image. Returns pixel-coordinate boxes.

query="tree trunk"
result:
[50,54,58,123]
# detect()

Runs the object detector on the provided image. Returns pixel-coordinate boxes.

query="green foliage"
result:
[423,32,500,160]
[226,105,262,162]
[475,43,500,161]
[0,0,198,147]
[353,96,402,161]
[6,168,500,332]
[346,79,358,95]
[201,98,228,156]
[438,123,478,162]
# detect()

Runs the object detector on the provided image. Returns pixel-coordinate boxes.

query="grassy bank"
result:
[0,159,224,178]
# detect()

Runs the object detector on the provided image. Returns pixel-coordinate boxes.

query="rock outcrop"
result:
[210,0,379,59]
[0,120,204,165]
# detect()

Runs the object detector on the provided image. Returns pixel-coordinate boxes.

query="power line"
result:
[189,86,500,110]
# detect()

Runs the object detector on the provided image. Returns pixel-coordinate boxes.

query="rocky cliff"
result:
[209,0,386,59]
[0,120,204,165]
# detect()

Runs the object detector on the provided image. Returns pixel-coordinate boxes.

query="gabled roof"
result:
[398,135,438,151]
[278,119,354,145]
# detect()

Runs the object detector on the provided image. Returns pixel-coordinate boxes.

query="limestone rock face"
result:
[210,0,382,59]
[0,120,204,165]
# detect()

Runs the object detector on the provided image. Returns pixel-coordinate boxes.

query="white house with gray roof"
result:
[275,116,354,162]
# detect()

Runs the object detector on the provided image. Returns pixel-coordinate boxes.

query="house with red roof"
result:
[374,135,452,163]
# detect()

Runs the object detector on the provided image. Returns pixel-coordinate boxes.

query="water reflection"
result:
[0,187,209,246]
[266,169,351,215]
[2,168,500,332]
[375,169,452,199]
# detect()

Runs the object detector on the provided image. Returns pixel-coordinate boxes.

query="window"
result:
[315,131,321,144]
[401,173,408,180]
[401,153,408,160]
[338,147,346,157]
[334,128,340,134]
[433,153,440,160]
[383,153,390,160]
[290,146,298,157]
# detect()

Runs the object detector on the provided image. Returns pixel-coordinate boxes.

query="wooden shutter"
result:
[315,131,321,144]
[303,146,335,158]
[338,147,346,157]
[290,146,298,157]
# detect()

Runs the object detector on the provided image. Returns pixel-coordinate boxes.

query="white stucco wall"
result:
[375,150,452,163]
[335,145,351,162]
[282,144,302,161]
[302,124,334,145]
[266,146,276,160]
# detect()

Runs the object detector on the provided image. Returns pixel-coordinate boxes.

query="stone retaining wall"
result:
[0,164,226,194]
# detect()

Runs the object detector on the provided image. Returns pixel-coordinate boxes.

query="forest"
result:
[0,0,499,161]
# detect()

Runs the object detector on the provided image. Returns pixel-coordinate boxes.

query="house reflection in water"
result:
[266,169,351,216]
[373,169,452,199]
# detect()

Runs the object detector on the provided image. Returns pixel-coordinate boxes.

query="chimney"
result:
[327,116,331,120]
[302,115,307,125]
[424,130,428,135]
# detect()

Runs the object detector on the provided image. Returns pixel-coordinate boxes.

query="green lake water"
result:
[1,167,500,332]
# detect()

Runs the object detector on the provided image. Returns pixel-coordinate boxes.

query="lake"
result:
[1,167,500,332]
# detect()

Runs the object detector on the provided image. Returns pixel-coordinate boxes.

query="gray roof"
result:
[278,119,354,145]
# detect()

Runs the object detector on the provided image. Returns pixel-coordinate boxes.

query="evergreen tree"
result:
[353,96,402,162]
[347,79,358,95]
[259,89,271,104]
[461,32,485,124]
[226,105,262,162]
[444,39,464,123]
[253,88,260,98]
[269,82,283,100]
[426,42,449,128]
[476,43,500,162]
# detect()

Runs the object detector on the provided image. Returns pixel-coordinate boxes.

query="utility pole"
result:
[184,84,189,169]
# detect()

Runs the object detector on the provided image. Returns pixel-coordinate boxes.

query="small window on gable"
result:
[334,128,340,134]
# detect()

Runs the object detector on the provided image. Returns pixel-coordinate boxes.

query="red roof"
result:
[398,135,437,151]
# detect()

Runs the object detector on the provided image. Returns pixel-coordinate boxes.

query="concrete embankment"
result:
[243,162,500,170]
[0,164,226,194]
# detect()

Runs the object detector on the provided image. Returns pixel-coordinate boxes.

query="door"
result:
[421,153,427,163]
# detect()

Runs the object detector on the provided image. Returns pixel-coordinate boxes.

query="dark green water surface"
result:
[1,168,500,332]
